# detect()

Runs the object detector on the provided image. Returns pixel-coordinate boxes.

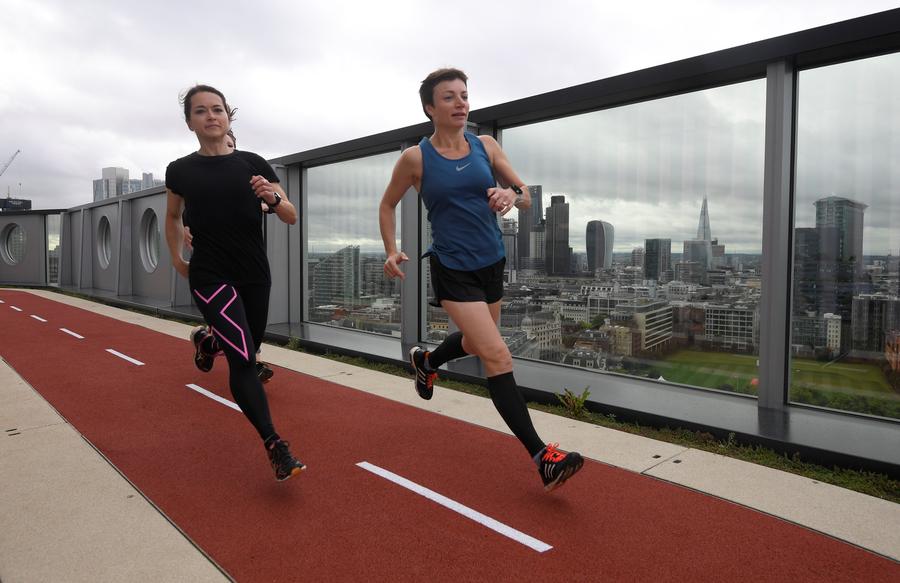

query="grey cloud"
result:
[2,0,899,245]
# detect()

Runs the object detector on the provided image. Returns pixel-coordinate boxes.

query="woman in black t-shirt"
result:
[164,84,304,482]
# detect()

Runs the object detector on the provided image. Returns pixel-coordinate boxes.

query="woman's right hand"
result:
[173,257,190,279]
[383,251,409,279]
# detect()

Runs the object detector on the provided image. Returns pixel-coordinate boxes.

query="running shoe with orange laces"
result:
[409,346,437,400]
[537,443,584,492]
[265,438,306,481]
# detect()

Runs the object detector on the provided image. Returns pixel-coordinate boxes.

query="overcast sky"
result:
[2,1,898,253]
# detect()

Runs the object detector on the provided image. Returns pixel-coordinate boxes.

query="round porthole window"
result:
[139,208,160,273]
[1,223,26,265]
[97,216,112,269]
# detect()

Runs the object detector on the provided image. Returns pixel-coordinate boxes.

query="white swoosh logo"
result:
[456,163,471,172]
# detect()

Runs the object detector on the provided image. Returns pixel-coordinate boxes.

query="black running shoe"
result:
[257,361,274,384]
[266,439,306,481]
[538,443,584,492]
[409,346,436,400]
[190,325,219,373]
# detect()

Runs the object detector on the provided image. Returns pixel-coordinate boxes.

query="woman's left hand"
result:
[250,175,278,205]
[487,186,516,216]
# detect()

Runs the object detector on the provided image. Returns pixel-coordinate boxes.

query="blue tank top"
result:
[420,132,505,271]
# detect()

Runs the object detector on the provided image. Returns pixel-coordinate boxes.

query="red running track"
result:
[1,290,898,582]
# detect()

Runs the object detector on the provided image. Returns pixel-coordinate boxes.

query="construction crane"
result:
[0,150,21,177]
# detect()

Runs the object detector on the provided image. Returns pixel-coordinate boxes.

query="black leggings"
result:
[192,283,275,441]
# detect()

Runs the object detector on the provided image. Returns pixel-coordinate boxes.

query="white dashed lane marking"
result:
[185,383,241,412]
[10,306,22,312]
[60,328,85,339]
[105,349,145,366]
[30,315,48,322]
[356,461,553,553]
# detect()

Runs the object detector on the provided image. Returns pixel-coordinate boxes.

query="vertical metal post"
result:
[758,60,795,411]
[399,141,420,356]
[287,165,304,327]
[299,166,310,324]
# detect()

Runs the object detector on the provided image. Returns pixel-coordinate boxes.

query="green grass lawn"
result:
[790,359,893,395]
[655,351,759,391]
[656,350,895,398]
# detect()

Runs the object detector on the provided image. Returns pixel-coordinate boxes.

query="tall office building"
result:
[683,239,712,270]
[528,185,543,225]
[813,196,867,329]
[815,196,867,277]
[516,185,543,267]
[683,196,719,274]
[311,245,360,308]
[631,247,645,268]
[793,227,821,315]
[501,218,518,272]
[644,238,671,282]
[142,172,164,191]
[92,167,129,202]
[545,195,571,276]
[586,220,614,272]
[93,168,163,201]
[851,294,900,352]
[696,195,712,241]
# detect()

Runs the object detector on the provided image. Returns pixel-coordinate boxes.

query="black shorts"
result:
[428,255,505,307]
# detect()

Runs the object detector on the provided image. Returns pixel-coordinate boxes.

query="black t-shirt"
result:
[165,150,279,288]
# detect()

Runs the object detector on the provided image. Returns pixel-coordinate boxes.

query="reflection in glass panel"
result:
[306,150,401,335]
[792,52,900,420]
[46,214,60,285]
[468,80,766,393]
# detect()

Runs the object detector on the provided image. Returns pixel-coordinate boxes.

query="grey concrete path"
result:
[1,289,898,581]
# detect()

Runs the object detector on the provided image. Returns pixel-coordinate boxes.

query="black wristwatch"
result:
[510,184,525,205]
[266,192,282,214]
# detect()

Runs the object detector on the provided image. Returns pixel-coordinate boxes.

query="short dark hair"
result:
[180,84,237,122]
[419,68,468,120]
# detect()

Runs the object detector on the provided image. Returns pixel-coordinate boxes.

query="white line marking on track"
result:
[10,306,22,312]
[186,383,242,412]
[0,299,5,303]
[356,461,553,553]
[60,328,84,339]
[30,315,47,322]
[105,349,145,366]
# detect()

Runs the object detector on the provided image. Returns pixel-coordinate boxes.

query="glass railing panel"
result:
[495,79,766,393]
[47,213,60,285]
[791,51,900,419]
[306,150,401,336]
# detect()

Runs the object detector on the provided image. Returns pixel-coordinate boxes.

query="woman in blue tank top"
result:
[378,68,584,493]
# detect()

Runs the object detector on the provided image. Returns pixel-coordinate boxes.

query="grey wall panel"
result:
[90,206,118,292]
[77,210,90,289]
[117,198,133,296]
[0,214,47,284]
[130,194,170,301]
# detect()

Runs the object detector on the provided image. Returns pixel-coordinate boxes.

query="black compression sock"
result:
[427,331,467,369]
[486,372,545,457]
